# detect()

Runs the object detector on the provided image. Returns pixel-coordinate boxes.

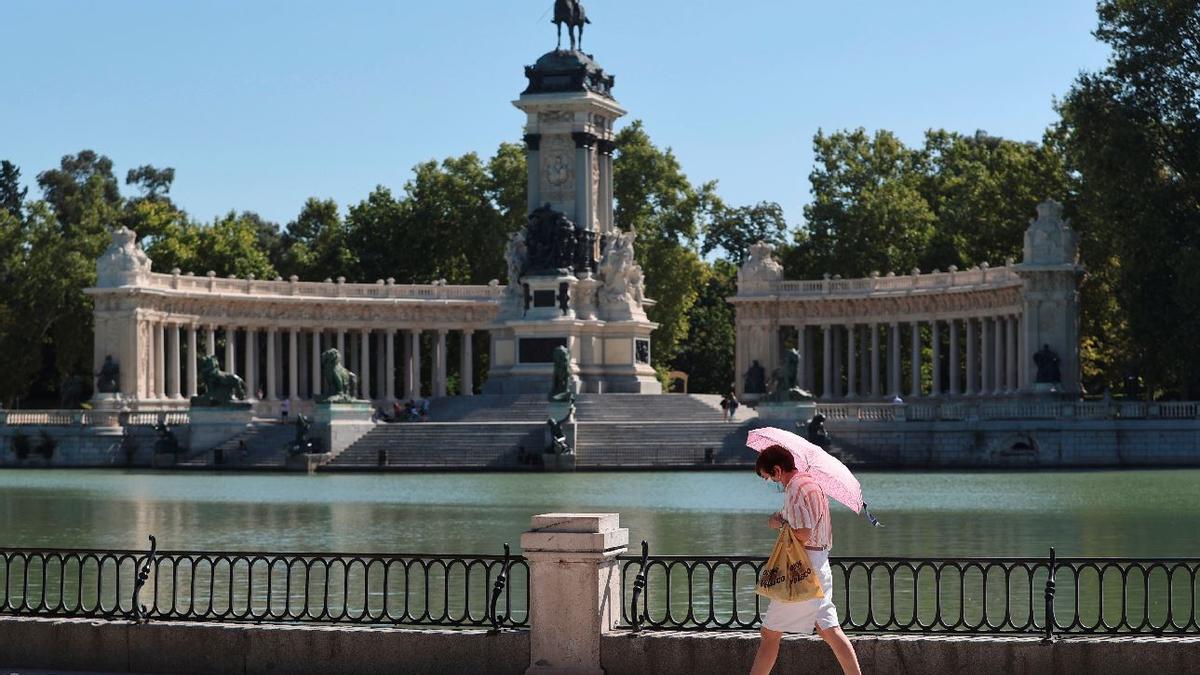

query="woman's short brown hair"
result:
[755,445,796,476]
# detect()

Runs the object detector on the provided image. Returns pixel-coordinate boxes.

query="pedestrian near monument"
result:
[727,392,739,422]
[280,397,290,422]
[750,445,861,675]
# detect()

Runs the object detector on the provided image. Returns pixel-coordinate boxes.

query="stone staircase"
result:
[323,394,770,471]
[177,420,295,469]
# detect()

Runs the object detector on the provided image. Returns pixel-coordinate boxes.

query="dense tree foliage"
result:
[1058,0,1200,399]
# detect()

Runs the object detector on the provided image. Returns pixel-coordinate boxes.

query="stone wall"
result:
[0,424,175,468]
[0,617,529,675]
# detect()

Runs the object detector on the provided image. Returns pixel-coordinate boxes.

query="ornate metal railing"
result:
[814,401,1200,422]
[620,544,1200,636]
[0,539,528,629]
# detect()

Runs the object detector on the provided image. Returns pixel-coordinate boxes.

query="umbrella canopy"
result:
[746,426,866,516]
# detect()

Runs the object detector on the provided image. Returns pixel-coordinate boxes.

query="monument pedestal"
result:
[756,401,818,423]
[90,393,125,428]
[312,402,375,458]
[187,405,254,453]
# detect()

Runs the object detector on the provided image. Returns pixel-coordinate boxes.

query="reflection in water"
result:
[0,469,1198,558]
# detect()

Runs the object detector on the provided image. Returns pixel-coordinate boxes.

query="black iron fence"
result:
[0,538,528,629]
[620,543,1200,636]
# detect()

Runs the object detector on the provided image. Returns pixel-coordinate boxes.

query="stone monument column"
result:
[359,330,371,401]
[289,328,300,401]
[910,320,921,398]
[460,330,474,396]
[966,319,978,395]
[889,322,901,398]
[846,324,857,399]
[525,134,542,212]
[245,328,258,401]
[931,320,943,397]
[434,329,448,398]
[1017,200,1083,394]
[206,326,216,358]
[821,325,833,400]
[408,330,421,399]
[266,328,278,401]
[948,319,960,396]
[385,329,396,401]
[871,323,881,398]
[187,325,199,399]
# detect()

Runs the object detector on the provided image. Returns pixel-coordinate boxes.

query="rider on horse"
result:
[553,0,590,51]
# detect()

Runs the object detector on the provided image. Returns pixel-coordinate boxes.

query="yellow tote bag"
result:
[755,525,824,602]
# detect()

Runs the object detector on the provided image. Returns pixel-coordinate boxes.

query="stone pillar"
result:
[403,330,415,400]
[909,320,921,398]
[434,329,448,398]
[409,330,422,399]
[460,330,474,396]
[245,328,257,401]
[858,326,869,394]
[186,325,198,399]
[168,323,182,399]
[966,319,977,395]
[846,324,857,399]
[802,326,814,393]
[948,319,960,396]
[573,133,596,232]
[311,331,322,398]
[599,142,615,234]
[521,513,629,675]
[994,318,1006,395]
[821,325,833,400]
[225,324,236,372]
[206,326,216,358]
[525,134,541,214]
[981,318,993,395]
[153,322,165,399]
[870,323,881,398]
[385,329,397,401]
[337,330,346,360]
[889,322,901,399]
[266,328,278,401]
[288,328,299,401]
[931,320,943,397]
[1007,315,1019,393]
[359,330,371,400]
[831,326,843,398]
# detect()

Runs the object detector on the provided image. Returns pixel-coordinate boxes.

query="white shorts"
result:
[761,549,839,634]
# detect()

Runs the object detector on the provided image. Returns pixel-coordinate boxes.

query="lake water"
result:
[2,468,1198,558]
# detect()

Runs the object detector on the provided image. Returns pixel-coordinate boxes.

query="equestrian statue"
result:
[553,0,590,51]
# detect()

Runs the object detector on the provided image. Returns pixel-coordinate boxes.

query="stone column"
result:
[948,319,960,396]
[288,328,299,401]
[573,133,596,231]
[524,134,541,214]
[802,326,814,393]
[434,329,448,398]
[153,322,165,399]
[858,326,870,394]
[385,329,397,401]
[870,323,881,398]
[846,324,857,399]
[909,320,921,398]
[1007,315,1019,393]
[409,330,422,399]
[599,142,615,233]
[359,330,371,400]
[168,323,182,399]
[225,326,236,375]
[521,513,629,675]
[966,319,977,395]
[205,326,216,358]
[994,318,1006,395]
[889,322,901,398]
[460,330,474,396]
[311,332,322,398]
[831,326,843,398]
[337,330,346,360]
[245,328,257,401]
[403,330,415,400]
[981,318,993,395]
[821,325,833,400]
[266,328,278,401]
[931,320,943,397]
[186,325,198,399]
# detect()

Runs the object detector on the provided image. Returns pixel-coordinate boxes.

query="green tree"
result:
[704,201,788,265]
[1059,0,1200,398]
[0,160,26,219]
[613,122,719,376]
[125,165,176,200]
[673,260,737,394]
[280,198,357,281]
[799,129,936,279]
[36,151,122,238]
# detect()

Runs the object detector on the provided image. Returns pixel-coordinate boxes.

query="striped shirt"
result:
[780,472,832,550]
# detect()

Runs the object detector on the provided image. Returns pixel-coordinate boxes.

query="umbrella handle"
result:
[862,503,882,527]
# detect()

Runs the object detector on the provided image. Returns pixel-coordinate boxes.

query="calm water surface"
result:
[1,469,1198,558]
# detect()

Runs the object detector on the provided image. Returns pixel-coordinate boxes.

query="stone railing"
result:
[0,410,190,427]
[130,271,505,303]
[815,400,1200,422]
[739,264,1022,297]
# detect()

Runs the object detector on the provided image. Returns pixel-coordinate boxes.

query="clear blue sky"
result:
[1,0,1111,229]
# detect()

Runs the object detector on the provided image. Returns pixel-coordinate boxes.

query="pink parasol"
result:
[746,426,881,526]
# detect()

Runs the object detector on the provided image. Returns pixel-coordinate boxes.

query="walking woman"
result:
[751,445,861,675]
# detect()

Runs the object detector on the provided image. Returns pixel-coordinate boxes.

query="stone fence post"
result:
[521,513,629,675]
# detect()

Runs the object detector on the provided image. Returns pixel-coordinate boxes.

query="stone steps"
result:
[178,421,295,468]
[327,423,544,469]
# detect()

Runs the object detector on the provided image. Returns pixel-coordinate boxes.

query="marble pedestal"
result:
[90,393,125,428]
[756,401,818,423]
[312,402,375,458]
[187,405,254,452]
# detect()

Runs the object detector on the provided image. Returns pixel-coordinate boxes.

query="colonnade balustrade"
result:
[786,315,1025,401]
[136,322,482,405]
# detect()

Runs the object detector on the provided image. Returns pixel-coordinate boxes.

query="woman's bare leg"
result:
[817,626,861,675]
[750,628,783,675]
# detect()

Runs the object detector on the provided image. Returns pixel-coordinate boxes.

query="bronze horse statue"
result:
[554,0,590,52]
